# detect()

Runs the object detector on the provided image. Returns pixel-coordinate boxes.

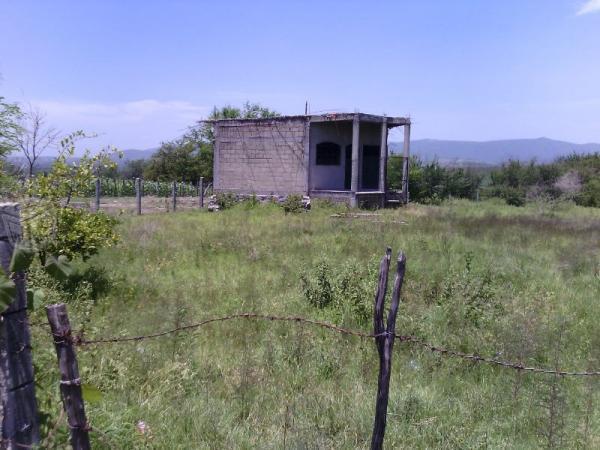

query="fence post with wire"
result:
[0,203,40,448]
[37,245,600,448]
[46,303,91,450]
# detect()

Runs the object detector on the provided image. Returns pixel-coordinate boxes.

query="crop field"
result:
[29,200,600,449]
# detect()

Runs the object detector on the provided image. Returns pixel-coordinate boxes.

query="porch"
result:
[307,113,410,207]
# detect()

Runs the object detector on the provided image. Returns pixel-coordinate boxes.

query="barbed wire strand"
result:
[56,312,600,377]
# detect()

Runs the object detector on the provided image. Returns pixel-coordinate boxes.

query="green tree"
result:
[121,159,146,179]
[0,96,22,157]
[387,155,481,203]
[144,102,279,182]
[24,131,120,263]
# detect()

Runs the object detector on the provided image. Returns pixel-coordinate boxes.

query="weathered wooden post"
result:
[46,304,91,450]
[171,181,177,212]
[402,123,411,204]
[198,177,204,208]
[94,178,101,212]
[135,178,142,215]
[0,203,40,447]
[371,248,406,450]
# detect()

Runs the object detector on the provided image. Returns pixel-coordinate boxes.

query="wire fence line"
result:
[36,312,600,378]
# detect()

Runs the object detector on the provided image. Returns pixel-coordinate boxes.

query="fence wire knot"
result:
[60,377,81,386]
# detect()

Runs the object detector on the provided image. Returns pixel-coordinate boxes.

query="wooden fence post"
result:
[94,178,101,212]
[135,178,142,215]
[0,203,40,447]
[172,181,177,212]
[371,248,406,450]
[46,304,91,450]
[198,177,204,208]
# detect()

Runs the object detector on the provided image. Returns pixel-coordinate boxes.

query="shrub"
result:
[504,187,526,207]
[575,177,600,207]
[27,207,119,263]
[281,194,304,214]
[241,194,260,209]
[23,131,121,264]
[215,192,238,210]
[300,259,377,325]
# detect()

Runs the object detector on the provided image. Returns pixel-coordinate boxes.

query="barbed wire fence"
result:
[28,249,598,450]
[45,313,599,378]
[3,198,599,450]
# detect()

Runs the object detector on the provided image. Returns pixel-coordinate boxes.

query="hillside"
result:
[389,137,600,165]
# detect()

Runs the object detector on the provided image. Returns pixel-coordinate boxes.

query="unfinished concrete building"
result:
[211,113,411,207]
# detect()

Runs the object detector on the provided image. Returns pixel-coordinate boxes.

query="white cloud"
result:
[29,99,210,150]
[35,99,208,123]
[577,0,600,15]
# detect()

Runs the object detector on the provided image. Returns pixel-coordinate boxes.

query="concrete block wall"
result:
[214,118,309,195]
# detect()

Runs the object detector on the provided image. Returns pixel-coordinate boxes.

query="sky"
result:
[1,0,600,152]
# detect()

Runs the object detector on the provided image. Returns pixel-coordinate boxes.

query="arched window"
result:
[316,142,341,166]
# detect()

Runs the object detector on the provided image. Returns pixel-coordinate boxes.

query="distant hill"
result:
[389,138,600,166]
[6,147,158,173]
[119,148,158,161]
[8,139,600,171]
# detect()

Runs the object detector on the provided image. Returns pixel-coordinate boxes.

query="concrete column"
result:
[402,123,411,203]
[379,119,388,192]
[350,115,360,207]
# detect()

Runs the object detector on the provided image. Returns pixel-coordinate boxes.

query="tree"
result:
[24,131,120,263]
[121,159,146,179]
[0,96,22,157]
[13,106,60,176]
[143,138,211,182]
[144,102,278,182]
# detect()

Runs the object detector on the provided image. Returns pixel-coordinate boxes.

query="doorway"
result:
[344,145,352,190]
[361,145,380,190]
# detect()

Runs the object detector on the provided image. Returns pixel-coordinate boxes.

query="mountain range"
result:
[388,137,600,166]
[6,138,600,171]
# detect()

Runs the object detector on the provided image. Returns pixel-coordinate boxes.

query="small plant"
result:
[504,187,526,207]
[300,258,377,325]
[281,194,304,214]
[241,194,260,209]
[215,192,238,210]
[300,261,333,309]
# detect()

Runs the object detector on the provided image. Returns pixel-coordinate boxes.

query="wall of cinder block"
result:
[214,118,309,195]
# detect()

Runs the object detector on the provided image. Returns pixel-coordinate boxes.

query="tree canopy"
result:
[0,96,22,157]
[143,102,279,182]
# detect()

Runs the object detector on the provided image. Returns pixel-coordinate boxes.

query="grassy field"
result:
[30,199,600,449]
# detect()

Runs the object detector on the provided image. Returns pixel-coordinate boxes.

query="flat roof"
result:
[207,112,410,127]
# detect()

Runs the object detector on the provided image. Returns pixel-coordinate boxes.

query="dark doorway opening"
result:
[361,145,380,190]
[344,145,352,190]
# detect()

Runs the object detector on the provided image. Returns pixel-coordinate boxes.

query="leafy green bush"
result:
[241,194,260,209]
[504,187,526,207]
[575,177,600,207]
[425,255,504,329]
[282,194,304,214]
[387,155,482,203]
[300,259,377,325]
[28,207,119,262]
[23,131,121,263]
[216,192,238,210]
[487,153,599,207]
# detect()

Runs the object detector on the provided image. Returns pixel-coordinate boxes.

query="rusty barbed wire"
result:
[60,312,600,377]
[74,313,378,345]
[394,334,600,377]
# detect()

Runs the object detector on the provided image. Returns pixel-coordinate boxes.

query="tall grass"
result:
[29,200,600,448]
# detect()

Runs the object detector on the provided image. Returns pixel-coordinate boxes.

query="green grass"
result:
[30,200,600,449]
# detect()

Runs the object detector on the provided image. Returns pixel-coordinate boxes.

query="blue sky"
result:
[1,0,600,151]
